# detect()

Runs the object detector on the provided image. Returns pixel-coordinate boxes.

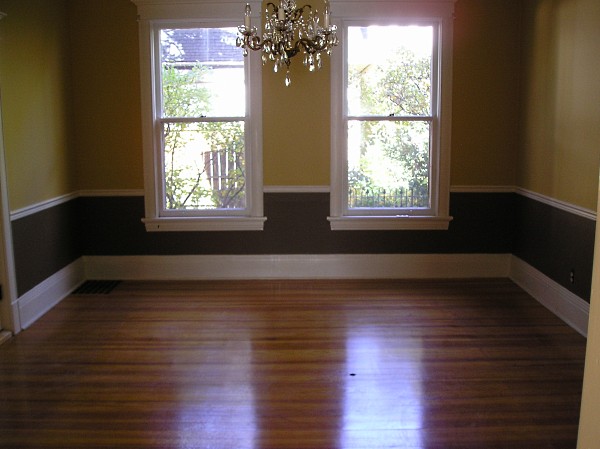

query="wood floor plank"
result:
[0,279,586,448]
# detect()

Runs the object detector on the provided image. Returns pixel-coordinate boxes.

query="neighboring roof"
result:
[162,28,243,64]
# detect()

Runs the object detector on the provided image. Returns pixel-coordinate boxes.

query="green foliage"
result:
[351,47,431,117]
[348,45,431,208]
[162,65,210,118]
[162,64,245,210]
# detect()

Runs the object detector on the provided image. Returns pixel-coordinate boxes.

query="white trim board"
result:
[10,192,78,221]
[263,186,331,193]
[17,259,85,330]
[84,253,588,336]
[516,187,596,221]
[84,253,511,280]
[509,256,590,337]
[10,190,144,221]
[14,254,589,338]
[77,189,144,198]
[450,185,517,193]
[16,253,510,332]
[9,186,597,222]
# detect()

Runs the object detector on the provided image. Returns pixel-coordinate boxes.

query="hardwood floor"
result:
[0,279,586,449]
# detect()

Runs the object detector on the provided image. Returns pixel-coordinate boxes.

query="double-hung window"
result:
[133,1,265,231]
[328,1,455,230]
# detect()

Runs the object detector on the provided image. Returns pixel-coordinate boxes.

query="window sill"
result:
[143,216,267,232]
[328,215,453,231]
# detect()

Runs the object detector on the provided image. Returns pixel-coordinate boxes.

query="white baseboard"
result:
[16,254,588,338]
[509,256,590,337]
[17,258,86,329]
[83,253,512,280]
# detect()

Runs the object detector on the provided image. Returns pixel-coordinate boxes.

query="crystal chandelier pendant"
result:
[236,1,339,86]
[307,53,315,72]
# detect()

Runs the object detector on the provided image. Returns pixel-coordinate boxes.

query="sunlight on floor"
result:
[341,328,424,448]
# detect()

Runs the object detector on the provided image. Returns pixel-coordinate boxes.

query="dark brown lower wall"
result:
[514,194,595,301]
[11,200,81,297]
[10,191,594,301]
[76,192,515,255]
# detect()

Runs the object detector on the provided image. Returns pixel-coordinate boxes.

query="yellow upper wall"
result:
[262,42,331,187]
[519,0,600,211]
[266,0,524,188]
[0,0,73,211]
[6,0,599,211]
[66,0,523,192]
[67,0,143,191]
[450,0,521,187]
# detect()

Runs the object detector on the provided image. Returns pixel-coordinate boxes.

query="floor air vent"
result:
[73,280,121,295]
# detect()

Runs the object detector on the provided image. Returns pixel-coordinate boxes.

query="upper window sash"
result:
[155,23,247,120]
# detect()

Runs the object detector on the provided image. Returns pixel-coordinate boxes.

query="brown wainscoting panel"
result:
[14,192,593,302]
[77,192,515,256]
[11,200,81,296]
[514,194,594,302]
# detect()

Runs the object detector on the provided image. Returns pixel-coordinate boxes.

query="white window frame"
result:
[133,0,265,231]
[328,0,455,231]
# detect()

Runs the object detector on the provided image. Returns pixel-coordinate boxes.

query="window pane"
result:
[160,28,245,118]
[162,121,246,210]
[348,26,432,117]
[348,120,430,209]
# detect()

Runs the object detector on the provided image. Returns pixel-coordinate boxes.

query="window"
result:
[328,1,455,230]
[133,1,265,231]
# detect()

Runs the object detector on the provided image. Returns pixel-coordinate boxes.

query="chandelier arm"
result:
[283,46,300,60]
[291,5,311,22]
[238,28,267,52]
[294,36,329,54]
[247,34,265,51]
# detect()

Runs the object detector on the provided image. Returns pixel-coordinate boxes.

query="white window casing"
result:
[328,0,455,231]
[132,0,265,231]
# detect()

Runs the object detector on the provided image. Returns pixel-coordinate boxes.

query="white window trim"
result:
[132,0,265,231]
[328,0,455,231]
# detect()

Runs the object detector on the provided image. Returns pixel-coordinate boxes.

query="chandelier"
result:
[237,1,338,86]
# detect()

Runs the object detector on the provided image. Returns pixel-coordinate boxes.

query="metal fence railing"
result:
[348,186,429,208]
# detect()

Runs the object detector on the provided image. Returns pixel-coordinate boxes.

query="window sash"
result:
[150,21,257,220]
[343,21,439,217]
